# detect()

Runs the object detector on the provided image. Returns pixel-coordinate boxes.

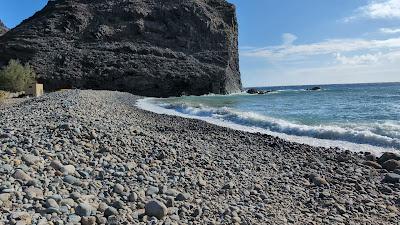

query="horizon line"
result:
[245,81,400,89]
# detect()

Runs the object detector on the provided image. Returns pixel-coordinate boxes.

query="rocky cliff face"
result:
[0,0,241,97]
[0,20,8,36]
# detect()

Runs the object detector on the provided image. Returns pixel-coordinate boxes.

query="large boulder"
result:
[382,159,400,171]
[0,0,242,97]
[378,152,400,164]
[0,20,8,36]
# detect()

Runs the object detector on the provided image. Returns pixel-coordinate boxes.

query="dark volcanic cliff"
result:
[0,20,8,36]
[0,0,241,97]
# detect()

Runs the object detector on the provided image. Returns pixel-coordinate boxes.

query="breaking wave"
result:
[156,102,400,149]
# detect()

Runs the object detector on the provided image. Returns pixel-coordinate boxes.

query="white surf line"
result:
[136,98,398,156]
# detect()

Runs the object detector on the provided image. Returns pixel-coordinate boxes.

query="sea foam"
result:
[137,98,400,155]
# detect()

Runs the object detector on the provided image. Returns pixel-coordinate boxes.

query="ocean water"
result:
[137,82,400,154]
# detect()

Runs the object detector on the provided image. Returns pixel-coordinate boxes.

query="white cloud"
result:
[380,27,400,34]
[363,0,400,19]
[335,50,400,65]
[335,53,381,65]
[241,32,400,86]
[242,37,400,61]
[345,0,400,21]
[282,33,297,46]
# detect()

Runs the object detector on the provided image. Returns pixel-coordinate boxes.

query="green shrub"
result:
[0,59,36,92]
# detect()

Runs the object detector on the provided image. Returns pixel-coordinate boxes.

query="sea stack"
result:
[0,20,8,36]
[0,0,242,97]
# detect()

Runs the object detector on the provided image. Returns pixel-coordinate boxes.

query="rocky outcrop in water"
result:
[0,20,8,36]
[246,88,272,95]
[0,0,241,97]
[306,87,321,91]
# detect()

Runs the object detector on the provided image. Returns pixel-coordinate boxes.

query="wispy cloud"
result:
[282,33,298,46]
[241,34,400,86]
[335,53,381,65]
[344,0,400,22]
[380,27,400,34]
[242,36,400,62]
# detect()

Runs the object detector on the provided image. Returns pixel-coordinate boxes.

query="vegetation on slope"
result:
[0,59,36,92]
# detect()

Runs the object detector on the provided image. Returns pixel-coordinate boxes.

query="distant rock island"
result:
[306,87,321,91]
[0,0,242,97]
[246,88,272,95]
[0,20,8,36]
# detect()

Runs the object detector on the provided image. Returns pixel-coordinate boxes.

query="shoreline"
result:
[137,98,399,156]
[0,90,399,224]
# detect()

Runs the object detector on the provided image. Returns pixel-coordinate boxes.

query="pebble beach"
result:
[0,90,399,225]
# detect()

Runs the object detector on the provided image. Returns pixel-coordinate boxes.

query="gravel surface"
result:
[0,90,399,225]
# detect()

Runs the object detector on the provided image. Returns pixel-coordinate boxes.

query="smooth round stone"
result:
[0,193,11,202]
[198,177,207,187]
[10,212,31,224]
[146,186,159,196]
[48,194,63,202]
[46,198,59,209]
[382,160,400,171]
[364,161,382,169]
[60,206,69,214]
[128,192,138,202]
[61,165,76,175]
[70,192,81,200]
[68,215,81,223]
[310,175,328,186]
[64,175,79,185]
[378,152,400,164]
[46,207,60,214]
[175,193,191,201]
[145,200,167,219]
[61,198,76,208]
[113,184,124,194]
[383,173,400,183]
[165,189,179,197]
[13,169,31,181]
[1,164,13,172]
[78,171,90,179]
[50,160,63,170]
[112,200,124,210]
[104,206,119,217]
[222,182,235,190]
[76,203,92,216]
[96,216,107,224]
[24,187,44,200]
[0,187,15,193]
[22,154,42,165]
[73,128,81,134]
[81,216,96,225]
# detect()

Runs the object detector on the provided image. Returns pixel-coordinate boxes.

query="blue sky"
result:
[229,0,400,87]
[1,0,400,87]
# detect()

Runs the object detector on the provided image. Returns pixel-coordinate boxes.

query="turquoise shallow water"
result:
[143,83,400,150]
